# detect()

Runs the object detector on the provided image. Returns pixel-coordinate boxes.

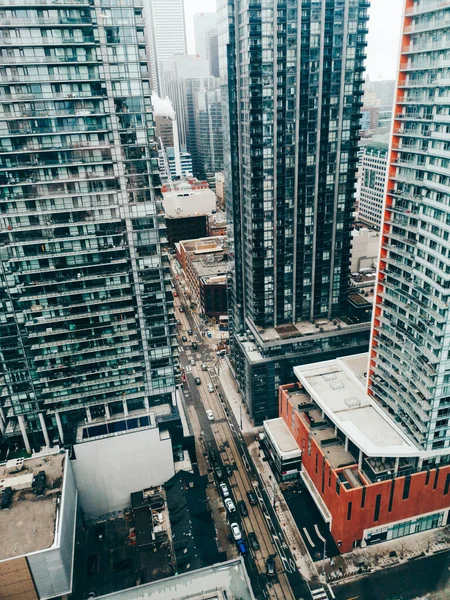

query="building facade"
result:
[368,0,450,453]
[195,81,223,185]
[279,357,450,553]
[0,0,177,451]
[193,12,219,77]
[358,141,388,228]
[219,0,371,421]
[145,0,187,96]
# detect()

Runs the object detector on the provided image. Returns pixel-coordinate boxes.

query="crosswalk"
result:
[310,587,328,600]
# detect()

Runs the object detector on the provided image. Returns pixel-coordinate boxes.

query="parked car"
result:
[215,466,223,480]
[208,383,214,393]
[188,329,193,335]
[247,490,257,505]
[219,482,229,498]
[238,500,248,517]
[173,291,178,297]
[201,363,208,371]
[225,464,234,477]
[176,319,181,325]
[237,539,247,554]
[179,306,185,313]
[248,532,260,550]
[230,522,242,541]
[195,377,201,385]
[266,555,276,577]
[224,498,236,513]
[192,342,198,350]
[206,409,214,421]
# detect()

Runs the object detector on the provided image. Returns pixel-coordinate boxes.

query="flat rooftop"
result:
[247,315,369,345]
[163,186,216,219]
[0,451,65,560]
[293,355,419,458]
[263,418,301,459]
[95,558,255,600]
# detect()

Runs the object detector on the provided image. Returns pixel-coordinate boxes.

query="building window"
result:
[315,452,318,474]
[361,486,366,509]
[444,474,450,496]
[347,502,352,521]
[434,468,440,490]
[336,480,340,496]
[388,480,396,512]
[402,476,411,500]
[425,469,431,486]
[374,494,381,522]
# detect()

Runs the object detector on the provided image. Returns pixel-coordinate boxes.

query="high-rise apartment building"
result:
[194,12,219,77]
[195,81,223,185]
[145,0,187,96]
[219,0,371,423]
[369,0,450,453]
[0,0,177,451]
[358,138,389,228]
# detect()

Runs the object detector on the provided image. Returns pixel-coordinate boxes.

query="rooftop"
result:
[95,558,255,600]
[263,418,301,459]
[162,179,216,219]
[293,355,420,458]
[0,451,65,561]
[180,237,228,280]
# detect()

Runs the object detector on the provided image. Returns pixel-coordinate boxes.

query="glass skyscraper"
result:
[369,0,450,454]
[219,0,371,423]
[0,0,177,451]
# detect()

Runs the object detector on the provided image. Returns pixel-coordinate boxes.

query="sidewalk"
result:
[318,525,450,585]
[216,357,259,435]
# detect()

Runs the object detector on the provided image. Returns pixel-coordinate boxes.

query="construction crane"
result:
[158,136,182,214]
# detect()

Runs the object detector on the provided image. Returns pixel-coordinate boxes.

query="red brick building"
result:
[279,355,450,553]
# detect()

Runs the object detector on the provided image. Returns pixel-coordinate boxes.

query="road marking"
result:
[302,527,315,547]
[314,524,326,542]
[311,588,328,600]
[327,584,335,599]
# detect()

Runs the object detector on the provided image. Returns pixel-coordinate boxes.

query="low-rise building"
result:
[162,179,216,246]
[278,355,450,553]
[176,237,227,318]
[0,451,77,599]
[207,210,227,237]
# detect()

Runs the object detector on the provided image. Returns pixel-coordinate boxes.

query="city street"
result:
[173,283,300,600]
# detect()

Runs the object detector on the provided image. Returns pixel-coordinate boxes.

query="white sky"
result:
[184,0,404,81]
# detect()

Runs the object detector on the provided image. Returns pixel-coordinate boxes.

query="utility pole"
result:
[240,403,243,431]
[322,538,327,577]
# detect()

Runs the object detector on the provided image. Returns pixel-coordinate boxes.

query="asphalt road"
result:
[173,285,298,600]
[333,550,450,600]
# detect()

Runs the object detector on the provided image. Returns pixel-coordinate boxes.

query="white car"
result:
[190,358,195,366]
[206,409,214,421]
[219,482,229,498]
[230,522,242,541]
[208,383,214,393]
[224,498,236,513]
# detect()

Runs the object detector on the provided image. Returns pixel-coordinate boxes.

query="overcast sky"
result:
[184,0,404,81]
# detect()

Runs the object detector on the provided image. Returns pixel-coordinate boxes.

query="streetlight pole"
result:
[240,403,242,431]
[322,538,326,577]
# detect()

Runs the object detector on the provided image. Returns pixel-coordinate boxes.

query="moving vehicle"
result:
[237,539,247,554]
[173,291,178,297]
[215,466,223,480]
[195,377,201,385]
[266,555,276,577]
[248,532,260,550]
[176,319,181,325]
[225,464,233,477]
[206,409,214,421]
[181,335,187,342]
[230,522,242,541]
[247,490,257,506]
[224,498,236,513]
[216,349,226,356]
[201,363,208,371]
[192,342,198,350]
[179,306,185,313]
[208,383,214,393]
[190,358,195,365]
[219,482,229,498]
[238,500,248,517]
[188,329,193,335]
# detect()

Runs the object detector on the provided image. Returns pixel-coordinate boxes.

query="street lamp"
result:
[239,403,243,431]
[322,539,327,577]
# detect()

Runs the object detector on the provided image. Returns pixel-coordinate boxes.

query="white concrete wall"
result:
[28,455,78,599]
[72,428,174,519]
[350,228,380,273]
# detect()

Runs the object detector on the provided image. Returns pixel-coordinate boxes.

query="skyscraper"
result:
[219,0,371,423]
[145,0,187,96]
[0,0,177,451]
[368,0,450,453]
[194,12,219,77]
[195,82,223,186]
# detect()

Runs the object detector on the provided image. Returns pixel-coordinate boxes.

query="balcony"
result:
[405,0,450,16]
